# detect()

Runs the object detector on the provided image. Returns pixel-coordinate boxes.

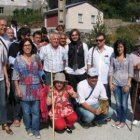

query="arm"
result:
[87,47,93,70]
[14,80,22,98]
[3,63,10,88]
[83,43,89,71]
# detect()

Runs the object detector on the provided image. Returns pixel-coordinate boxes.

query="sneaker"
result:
[35,133,41,139]
[116,122,125,129]
[65,127,72,133]
[132,120,139,126]
[27,130,33,136]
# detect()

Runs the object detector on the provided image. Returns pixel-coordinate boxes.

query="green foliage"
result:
[12,8,43,26]
[110,24,140,53]
[88,0,140,20]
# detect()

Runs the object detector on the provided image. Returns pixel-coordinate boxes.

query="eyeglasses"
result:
[71,34,78,37]
[96,39,104,42]
[24,44,31,47]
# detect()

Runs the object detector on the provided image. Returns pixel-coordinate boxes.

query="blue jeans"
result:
[79,103,114,124]
[114,86,129,122]
[21,100,40,134]
[0,80,7,124]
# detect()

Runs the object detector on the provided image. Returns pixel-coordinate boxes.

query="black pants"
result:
[65,72,87,92]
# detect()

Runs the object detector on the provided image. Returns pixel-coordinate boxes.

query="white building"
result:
[44,1,104,33]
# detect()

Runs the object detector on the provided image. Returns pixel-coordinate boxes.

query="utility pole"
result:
[58,0,66,25]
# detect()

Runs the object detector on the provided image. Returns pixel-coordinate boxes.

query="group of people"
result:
[0,18,140,139]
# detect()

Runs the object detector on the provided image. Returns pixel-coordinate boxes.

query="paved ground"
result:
[0,97,140,140]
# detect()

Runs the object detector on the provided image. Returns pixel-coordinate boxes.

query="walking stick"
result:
[130,80,139,131]
[51,71,55,139]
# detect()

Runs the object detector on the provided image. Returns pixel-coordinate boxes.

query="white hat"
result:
[87,68,98,77]
[53,73,68,83]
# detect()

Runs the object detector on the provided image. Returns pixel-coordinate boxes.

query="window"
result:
[11,0,14,1]
[78,13,83,23]
[0,7,4,14]
[91,15,96,24]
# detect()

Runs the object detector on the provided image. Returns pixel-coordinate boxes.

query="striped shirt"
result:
[109,55,133,86]
[40,44,67,73]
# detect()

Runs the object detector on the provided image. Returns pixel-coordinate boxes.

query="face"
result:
[50,34,60,48]
[88,76,98,87]
[23,41,32,55]
[96,35,105,48]
[117,43,124,55]
[6,28,14,40]
[55,81,64,91]
[60,34,67,46]
[57,27,64,34]
[71,31,79,42]
[33,34,42,45]
[21,34,30,40]
[0,19,7,35]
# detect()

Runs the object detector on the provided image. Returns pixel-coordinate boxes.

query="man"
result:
[77,68,113,128]
[130,40,140,126]
[0,18,13,134]
[32,30,42,53]
[39,32,67,85]
[87,33,113,105]
[65,29,88,91]
[59,33,67,48]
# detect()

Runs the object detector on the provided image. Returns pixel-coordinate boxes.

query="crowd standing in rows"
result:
[0,18,140,139]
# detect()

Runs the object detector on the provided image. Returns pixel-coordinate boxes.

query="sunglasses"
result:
[96,39,104,42]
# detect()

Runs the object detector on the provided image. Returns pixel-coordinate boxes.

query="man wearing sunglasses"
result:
[87,33,113,106]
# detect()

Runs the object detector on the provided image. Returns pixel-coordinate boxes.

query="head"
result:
[56,24,65,34]
[113,39,126,58]
[50,32,60,49]
[59,33,67,47]
[69,29,81,43]
[135,40,140,54]
[6,28,14,40]
[33,31,42,45]
[96,32,106,48]
[53,73,67,91]
[19,38,35,55]
[17,27,31,41]
[0,19,7,36]
[87,68,99,87]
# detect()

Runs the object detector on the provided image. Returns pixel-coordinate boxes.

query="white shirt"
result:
[0,41,7,81]
[65,42,88,75]
[87,45,113,84]
[39,43,67,73]
[77,79,107,105]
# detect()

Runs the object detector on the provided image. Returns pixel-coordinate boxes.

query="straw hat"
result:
[53,73,68,83]
[87,68,99,77]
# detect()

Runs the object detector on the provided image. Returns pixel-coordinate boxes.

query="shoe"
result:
[111,121,120,127]
[65,127,72,133]
[13,120,20,127]
[2,125,14,135]
[132,120,139,125]
[116,122,125,129]
[27,130,33,136]
[35,133,41,139]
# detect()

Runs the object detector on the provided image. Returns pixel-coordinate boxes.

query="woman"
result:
[12,38,42,138]
[47,73,78,133]
[109,39,133,128]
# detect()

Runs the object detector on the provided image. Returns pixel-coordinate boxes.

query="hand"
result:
[5,78,10,89]
[16,88,22,98]
[70,91,78,98]
[110,83,115,91]
[102,108,108,115]
[95,108,102,115]
[136,63,140,70]
[123,85,129,93]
